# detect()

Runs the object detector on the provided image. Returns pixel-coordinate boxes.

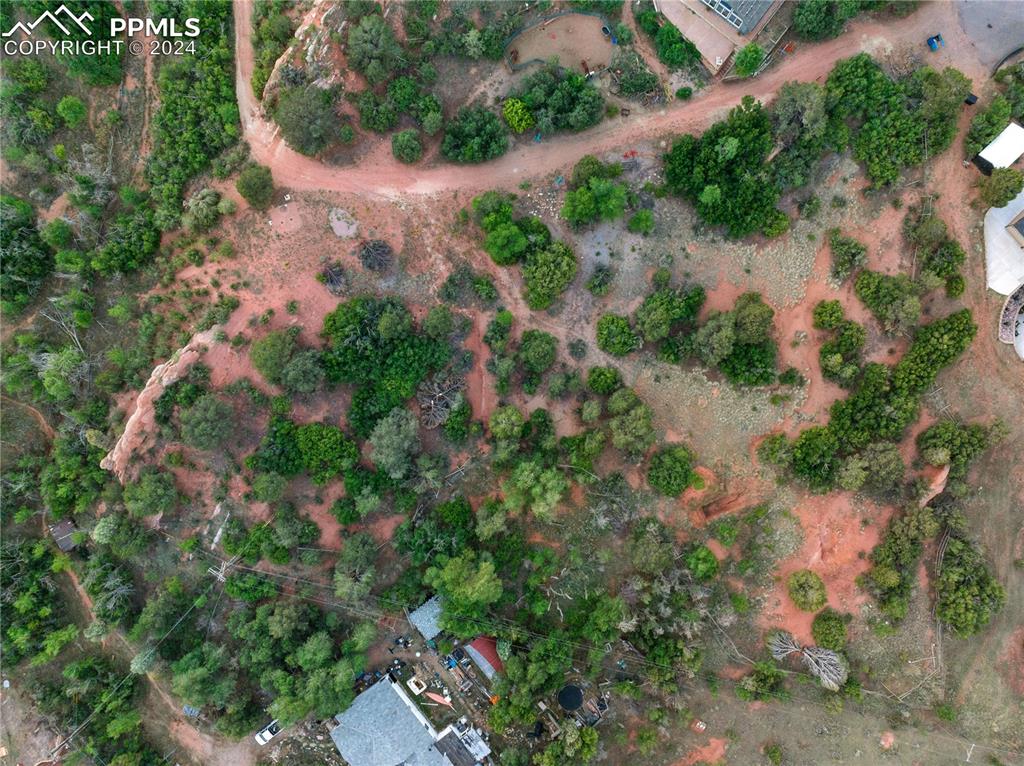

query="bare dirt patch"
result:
[509,13,614,74]
[758,493,894,645]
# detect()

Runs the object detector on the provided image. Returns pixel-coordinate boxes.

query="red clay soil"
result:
[464,312,498,424]
[363,512,407,546]
[232,0,970,198]
[671,737,728,766]
[758,492,894,645]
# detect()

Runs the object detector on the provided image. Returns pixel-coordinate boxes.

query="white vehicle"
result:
[254,720,281,745]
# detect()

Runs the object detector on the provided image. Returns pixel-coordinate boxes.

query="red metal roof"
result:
[467,636,504,676]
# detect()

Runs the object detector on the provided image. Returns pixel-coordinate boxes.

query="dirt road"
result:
[232,0,968,198]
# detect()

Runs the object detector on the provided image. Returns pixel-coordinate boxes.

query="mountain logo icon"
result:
[2,4,94,38]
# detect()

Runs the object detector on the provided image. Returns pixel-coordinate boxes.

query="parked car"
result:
[254,720,281,745]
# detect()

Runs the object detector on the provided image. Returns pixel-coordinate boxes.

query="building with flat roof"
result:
[974,121,1024,174]
[330,676,490,766]
[984,188,1024,295]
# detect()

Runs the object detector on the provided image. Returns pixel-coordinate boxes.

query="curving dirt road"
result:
[232,0,969,198]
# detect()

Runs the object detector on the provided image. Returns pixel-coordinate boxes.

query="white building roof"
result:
[983,188,1024,295]
[978,122,1024,169]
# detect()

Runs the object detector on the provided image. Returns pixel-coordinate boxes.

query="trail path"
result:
[232,0,965,198]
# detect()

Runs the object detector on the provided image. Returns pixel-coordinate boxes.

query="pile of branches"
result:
[320,262,346,295]
[355,239,393,272]
[416,373,465,429]
[768,630,848,691]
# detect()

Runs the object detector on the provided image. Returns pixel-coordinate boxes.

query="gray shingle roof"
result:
[408,596,443,642]
[330,678,448,766]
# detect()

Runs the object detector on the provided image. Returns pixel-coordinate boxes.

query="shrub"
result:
[251,328,299,385]
[628,209,655,235]
[124,468,177,518]
[275,86,338,155]
[936,537,1005,636]
[685,545,719,581]
[587,366,622,395]
[977,167,1024,208]
[811,608,847,650]
[647,445,697,496]
[180,394,233,450]
[442,107,508,163]
[596,314,640,355]
[522,241,577,310]
[586,264,614,296]
[787,569,827,611]
[812,300,845,330]
[57,95,87,127]
[511,64,604,133]
[236,163,275,209]
[675,86,693,100]
[347,13,404,85]
[828,229,867,282]
[734,43,765,77]
[391,129,423,163]
[502,97,534,133]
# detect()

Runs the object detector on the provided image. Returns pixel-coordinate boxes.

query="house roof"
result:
[984,187,1024,295]
[48,520,78,552]
[434,731,478,766]
[978,122,1024,169]
[330,677,447,766]
[701,0,775,34]
[465,637,504,681]
[409,596,443,642]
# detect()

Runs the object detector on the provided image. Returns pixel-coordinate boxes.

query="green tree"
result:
[171,643,237,709]
[965,95,1011,157]
[296,423,358,484]
[586,365,621,394]
[124,469,177,518]
[596,314,640,356]
[369,407,420,480]
[275,86,339,155]
[0,195,53,314]
[503,98,535,133]
[936,537,1006,636]
[977,167,1024,208]
[347,14,405,85]
[442,107,508,163]
[522,242,577,310]
[647,444,697,496]
[250,328,299,385]
[811,608,847,650]
[484,222,529,265]
[391,129,423,163]
[57,95,87,128]
[425,551,503,634]
[734,43,765,77]
[280,350,325,394]
[790,426,840,491]
[236,163,274,209]
[787,569,827,611]
[501,459,568,521]
[179,394,233,450]
[518,330,557,374]
[627,209,655,235]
